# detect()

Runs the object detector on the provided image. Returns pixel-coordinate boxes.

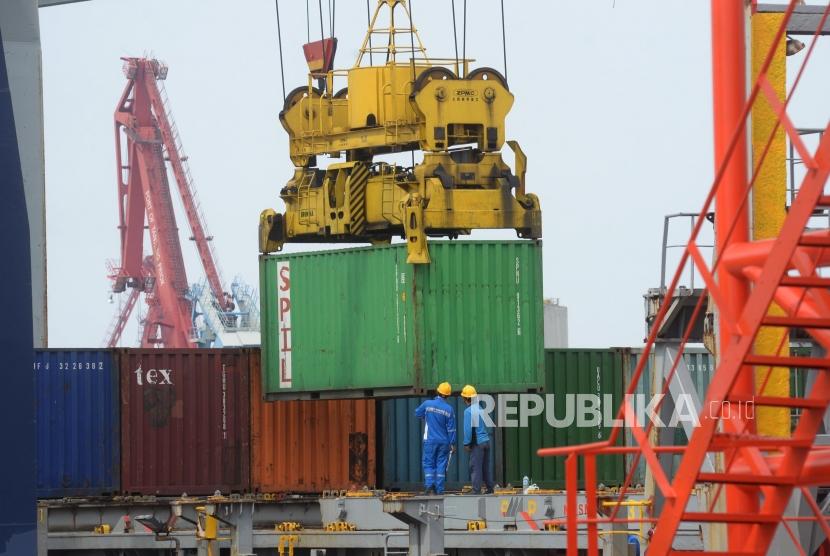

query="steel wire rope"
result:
[306,0,310,42]
[385,3,393,64]
[500,0,508,81]
[409,0,417,168]
[462,0,467,72]
[318,0,328,91]
[367,0,373,65]
[274,0,286,101]
[451,0,459,72]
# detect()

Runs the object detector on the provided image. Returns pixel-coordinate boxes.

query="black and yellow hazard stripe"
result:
[348,163,369,236]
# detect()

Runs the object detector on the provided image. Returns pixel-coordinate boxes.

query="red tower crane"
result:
[105,57,230,348]
[536,3,830,555]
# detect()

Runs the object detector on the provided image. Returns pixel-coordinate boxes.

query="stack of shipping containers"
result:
[32,347,639,496]
[34,345,814,496]
[258,241,546,492]
[36,240,553,496]
[32,231,818,496]
[34,349,376,497]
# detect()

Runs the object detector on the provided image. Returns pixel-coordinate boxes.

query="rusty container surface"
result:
[120,349,250,495]
[251,351,376,493]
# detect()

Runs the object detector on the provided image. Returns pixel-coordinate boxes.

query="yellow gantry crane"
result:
[259,0,541,263]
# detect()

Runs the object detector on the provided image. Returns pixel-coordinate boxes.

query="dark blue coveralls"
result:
[414,396,456,493]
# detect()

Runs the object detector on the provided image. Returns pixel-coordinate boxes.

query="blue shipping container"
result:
[381,397,500,491]
[35,350,120,497]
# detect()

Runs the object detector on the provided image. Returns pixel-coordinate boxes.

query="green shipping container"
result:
[502,349,626,489]
[259,241,544,400]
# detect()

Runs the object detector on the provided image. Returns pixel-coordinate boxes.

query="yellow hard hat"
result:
[461,385,477,398]
[436,382,452,396]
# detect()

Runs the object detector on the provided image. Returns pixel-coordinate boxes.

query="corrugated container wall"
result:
[120,349,250,495]
[625,345,811,485]
[623,347,714,486]
[35,350,120,497]
[380,396,500,491]
[260,241,545,400]
[503,349,625,488]
[250,351,376,492]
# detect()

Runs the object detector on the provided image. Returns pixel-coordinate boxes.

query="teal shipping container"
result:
[502,349,626,489]
[381,396,500,491]
[259,241,544,400]
[35,349,120,497]
[623,346,807,484]
[623,347,714,486]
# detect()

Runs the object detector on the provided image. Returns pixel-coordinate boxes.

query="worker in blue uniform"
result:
[461,385,494,494]
[414,382,456,495]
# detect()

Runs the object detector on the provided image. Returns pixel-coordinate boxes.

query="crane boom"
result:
[106,57,259,348]
[149,77,228,310]
[112,58,194,348]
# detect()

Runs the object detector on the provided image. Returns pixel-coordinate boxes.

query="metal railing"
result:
[789,127,829,229]
[659,212,714,291]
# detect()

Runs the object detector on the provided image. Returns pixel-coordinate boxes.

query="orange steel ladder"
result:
[537,2,830,555]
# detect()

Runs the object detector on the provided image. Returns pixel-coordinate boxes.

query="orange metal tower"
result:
[537,2,830,554]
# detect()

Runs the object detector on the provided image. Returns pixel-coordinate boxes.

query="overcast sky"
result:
[39,1,830,348]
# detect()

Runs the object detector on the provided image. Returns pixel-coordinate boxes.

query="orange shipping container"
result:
[250,352,376,493]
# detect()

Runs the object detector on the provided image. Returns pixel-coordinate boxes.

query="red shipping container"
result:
[250,352,376,493]
[120,349,250,495]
